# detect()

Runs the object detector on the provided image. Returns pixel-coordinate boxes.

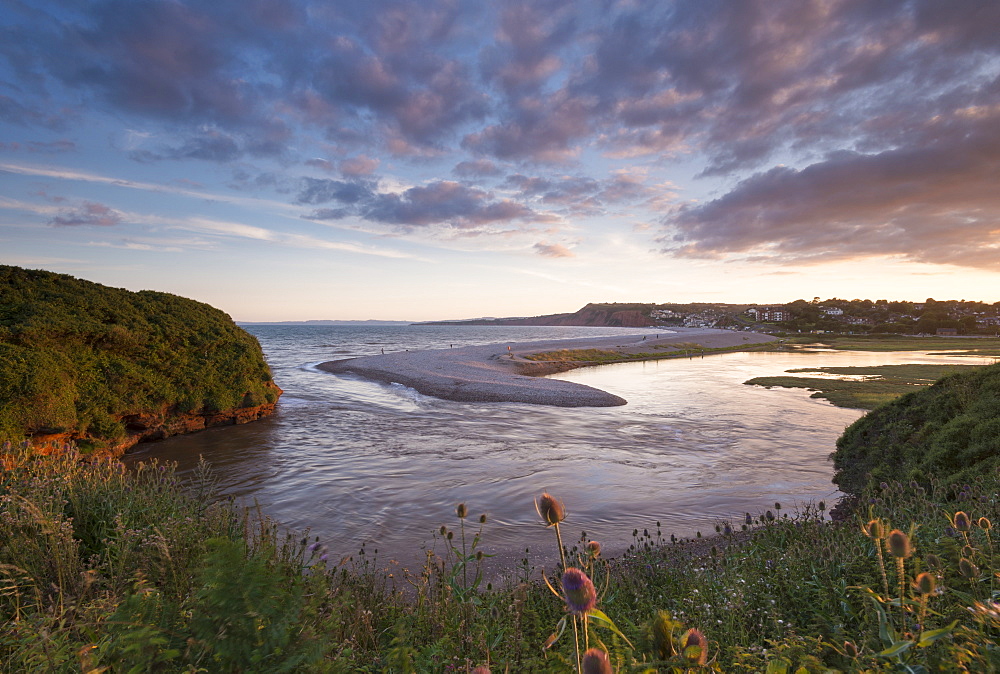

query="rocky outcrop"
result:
[29,382,282,459]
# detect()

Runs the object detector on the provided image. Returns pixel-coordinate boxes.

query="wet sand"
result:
[318,327,777,407]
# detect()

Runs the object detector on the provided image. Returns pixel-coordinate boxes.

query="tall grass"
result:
[2,441,999,672]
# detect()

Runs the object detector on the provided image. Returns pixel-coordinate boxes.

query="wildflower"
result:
[914,572,936,595]
[862,519,884,539]
[456,503,468,519]
[887,530,912,559]
[561,567,597,615]
[960,557,980,579]
[536,492,566,526]
[682,628,708,665]
[953,511,971,532]
[581,648,612,674]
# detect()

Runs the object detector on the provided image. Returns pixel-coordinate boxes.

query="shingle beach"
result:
[318,327,777,407]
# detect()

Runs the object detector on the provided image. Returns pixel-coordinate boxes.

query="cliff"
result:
[0,265,281,456]
[423,303,657,328]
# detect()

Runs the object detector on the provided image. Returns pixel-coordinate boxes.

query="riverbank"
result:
[318,327,777,406]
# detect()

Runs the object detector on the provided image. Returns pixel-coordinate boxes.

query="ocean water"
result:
[122,325,987,567]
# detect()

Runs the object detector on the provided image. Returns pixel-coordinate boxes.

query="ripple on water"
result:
[124,326,991,566]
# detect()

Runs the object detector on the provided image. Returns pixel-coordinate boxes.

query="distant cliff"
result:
[0,265,281,455]
[421,303,657,328]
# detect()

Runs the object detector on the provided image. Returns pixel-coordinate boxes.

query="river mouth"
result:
[122,326,989,569]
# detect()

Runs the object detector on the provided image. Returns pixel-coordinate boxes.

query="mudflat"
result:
[318,327,777,407]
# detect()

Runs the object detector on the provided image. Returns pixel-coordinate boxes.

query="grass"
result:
[780,334,1000,355]
[4,440,1000,672]
[745,364,984,409]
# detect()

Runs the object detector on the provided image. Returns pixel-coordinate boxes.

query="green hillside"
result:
[832,361,1000,495]
[0,265,279,447]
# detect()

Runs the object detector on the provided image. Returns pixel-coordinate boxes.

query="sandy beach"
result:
[318,327,777,407]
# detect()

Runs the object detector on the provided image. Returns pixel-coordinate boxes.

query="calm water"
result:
[122,326,988,566]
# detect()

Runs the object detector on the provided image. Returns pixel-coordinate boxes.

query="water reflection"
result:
[123,327,990,567]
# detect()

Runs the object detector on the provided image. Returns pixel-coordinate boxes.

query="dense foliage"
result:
[3,444,1000,672]
[832,361,1000,495]
[0,265,278,445]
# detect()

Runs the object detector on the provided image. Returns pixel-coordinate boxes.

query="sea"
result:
[121,325,990,570]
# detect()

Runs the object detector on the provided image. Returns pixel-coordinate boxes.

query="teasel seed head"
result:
[844,641,859,658]
[480,513,487,524]
[953,511,971,532]
[536,492,566,526]
[925,553,942,569]
[476,550,483,561]
[586,540,601,558]
[456,503,468,519]
[581,648,613,674]
[914,572,936,595]
[439,525,447,536]
[818,500,826,511]
[963,544,976,559]
[447,531,453,540]
[561,567,597,615]
[682,628,708,665]
[959,557,980,579]
[979,517,992,530]
[887,530,912,559]
[862,519,885,539]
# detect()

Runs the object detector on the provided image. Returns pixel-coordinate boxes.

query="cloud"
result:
[453,159,501,178]
[304,179,549,229]
[660,106,1000,270]
[49,202,123,227]
[533,241,574,258]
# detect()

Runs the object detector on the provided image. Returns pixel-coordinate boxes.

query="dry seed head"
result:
[844,641,859,658]
[887,530,912,559]
[536,492,566,526]
[456,503,468,519]
[863,519,885,539]
[586,540,601,558]
[581,648,613,674]
[979,517,992,531]
[479,513,487,524]
[953,511,971,532]
[914,572,936,595]
[446,531,453,540]
[963,544,976,558]
[960,557,980,579]
[683,628,709,665]
[925,553,942,569]
[439,525,447,536]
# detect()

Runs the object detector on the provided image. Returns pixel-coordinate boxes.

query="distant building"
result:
[936,327,958,336]
[749,307,791,322]
[821,307,844,316]
[978,317,1000,326]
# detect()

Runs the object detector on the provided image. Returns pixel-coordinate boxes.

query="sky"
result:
[2,0,999,321]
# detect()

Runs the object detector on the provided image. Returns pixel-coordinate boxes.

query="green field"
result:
[781,334,1000,355]
[745,363,983,409]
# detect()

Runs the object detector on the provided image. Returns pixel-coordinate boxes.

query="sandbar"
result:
[318,327,777,407]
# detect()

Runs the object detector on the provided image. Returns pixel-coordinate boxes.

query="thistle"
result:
[682,628,708,666]
[536,492,566,526]
[887,529,912,626]
[581,648,612,674]
[562,567,597,615]
[863,519,890,599]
